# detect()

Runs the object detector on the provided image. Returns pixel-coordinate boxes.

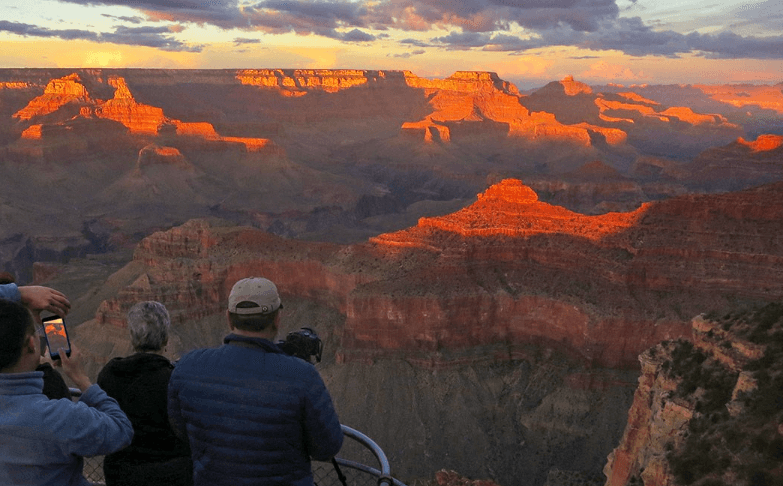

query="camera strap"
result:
[223,334,285,354]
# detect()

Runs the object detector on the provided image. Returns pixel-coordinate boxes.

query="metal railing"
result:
[71,389,407,486]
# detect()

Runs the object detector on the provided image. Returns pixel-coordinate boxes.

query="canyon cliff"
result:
[604,304,783,486]
[63,177,783,485]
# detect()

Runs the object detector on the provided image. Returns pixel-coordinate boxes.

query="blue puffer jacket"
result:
[0,374,134,486]
[168,334,343,486]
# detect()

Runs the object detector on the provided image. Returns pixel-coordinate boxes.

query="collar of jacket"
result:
[223,333,285,354]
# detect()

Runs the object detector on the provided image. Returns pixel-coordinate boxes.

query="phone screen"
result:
[43,316,70,359]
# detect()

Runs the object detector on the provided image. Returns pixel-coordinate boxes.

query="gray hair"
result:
[127,301,170,352]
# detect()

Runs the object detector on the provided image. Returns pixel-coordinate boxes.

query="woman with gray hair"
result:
[97,301,192,486]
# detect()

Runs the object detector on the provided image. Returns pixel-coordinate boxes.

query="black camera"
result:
[277,327,323,364]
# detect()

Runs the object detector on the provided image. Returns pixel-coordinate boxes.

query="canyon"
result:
[2,69,783,486]
[1,68,781,284]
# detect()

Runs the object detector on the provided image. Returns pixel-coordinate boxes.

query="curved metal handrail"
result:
[340,424,391,480]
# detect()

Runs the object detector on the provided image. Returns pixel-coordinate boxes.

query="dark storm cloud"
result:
[432,31,542,51]
[371,0,619,33]
[400,38,430,48]
[0,20,99,41]
[58,0,244,26]
[234,37,261,44]
[686,31,783,59]
[577,17,689,57]
[241,1,369,35]
[101,13,144,24]
[339,28,375,42]
[101,25,202,51]
[390,49,425,58]
[0,20,200,52]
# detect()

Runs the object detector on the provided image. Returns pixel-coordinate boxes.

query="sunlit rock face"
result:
[136,144,191,172]
[695,83,783,114]
[95,76,166,134]
[13,73,90,120]
[400,72,622,147]
[237,68,409,94]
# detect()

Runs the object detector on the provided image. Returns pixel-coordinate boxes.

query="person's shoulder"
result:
[171,347,218,373]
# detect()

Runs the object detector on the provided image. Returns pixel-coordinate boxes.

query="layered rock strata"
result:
[13,73,90,120]
[93,179,783,369]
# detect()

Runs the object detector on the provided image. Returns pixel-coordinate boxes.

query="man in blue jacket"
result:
[0,298,133,485]
[168,277,343,486]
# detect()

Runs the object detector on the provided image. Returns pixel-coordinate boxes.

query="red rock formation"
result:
[136,144,192,172]
[687,133,783,189]
[20,124,42,140]
[0,82,31,89]
[560,75,592,96]
[695,83,783,114]
[737,133,783,152]
[93,179,783,369]
[13,74,90,120]
[617,92,659,105]
[405,71,520,96]
[95,76,165,134]
[595,97,668,122]
[659,106,727,125]
[400,72,613,147]
[237,68,408,94]
[172,120,283,154]
[173,121,220,139]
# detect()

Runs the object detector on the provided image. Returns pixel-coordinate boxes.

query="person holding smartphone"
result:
[0,277,72,399]
[0,298,133,486]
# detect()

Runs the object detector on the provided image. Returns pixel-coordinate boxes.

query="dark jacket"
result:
[167,334,343,486]
[97,353,192,486]
[36,362,71,400]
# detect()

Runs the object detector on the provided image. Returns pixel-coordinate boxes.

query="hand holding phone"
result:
[42,315,71,361]
[56,345,92,393]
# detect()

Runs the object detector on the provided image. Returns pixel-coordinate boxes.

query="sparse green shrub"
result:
[667,303,783,486]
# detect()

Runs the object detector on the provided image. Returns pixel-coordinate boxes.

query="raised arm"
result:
[19,285,71,317]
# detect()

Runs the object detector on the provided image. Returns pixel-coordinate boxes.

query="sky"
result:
[1,0,781,88]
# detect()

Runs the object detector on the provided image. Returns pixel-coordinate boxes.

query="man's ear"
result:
[25,334,38,355]
[226,310,234,331]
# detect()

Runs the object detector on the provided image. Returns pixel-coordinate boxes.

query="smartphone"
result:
[42,315,71,360]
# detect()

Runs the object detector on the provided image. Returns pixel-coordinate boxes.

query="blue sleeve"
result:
[0,283,21,302]
[303,367,343,461]
[49,384,134,457]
